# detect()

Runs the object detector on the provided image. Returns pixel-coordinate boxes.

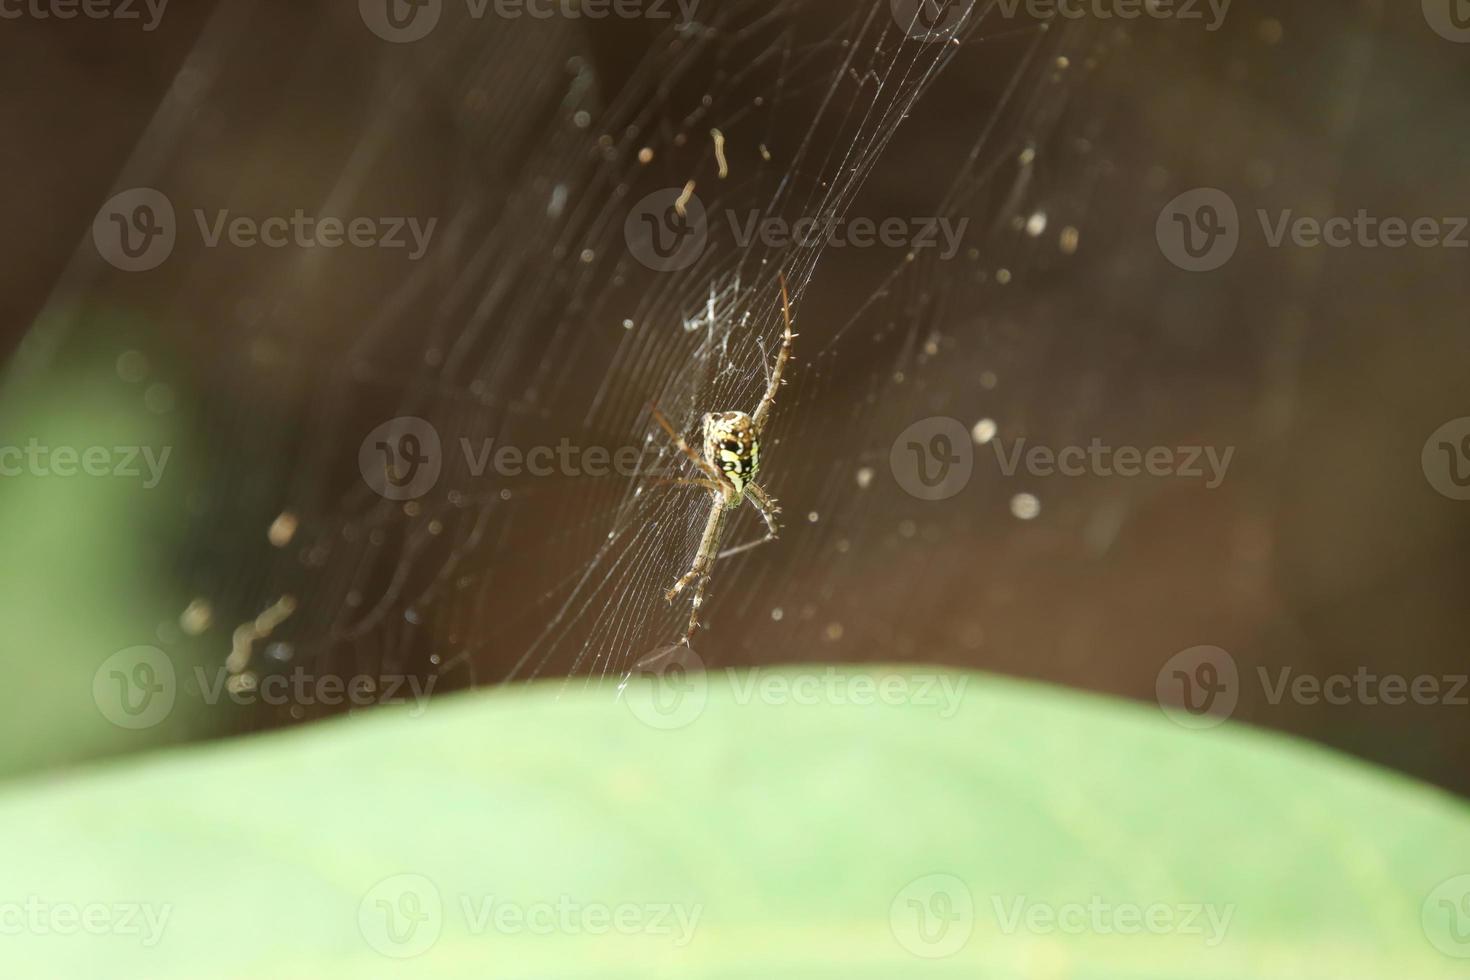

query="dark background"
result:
[4,0,1468,796]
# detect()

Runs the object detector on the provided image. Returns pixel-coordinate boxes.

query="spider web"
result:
[23,0,1118,719]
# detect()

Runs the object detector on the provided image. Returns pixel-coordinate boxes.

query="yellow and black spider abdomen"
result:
[703,411,759,497]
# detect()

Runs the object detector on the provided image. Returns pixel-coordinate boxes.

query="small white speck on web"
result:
[824,622,844,642]
[179,598,213,635]
[971,419,997,445]
[267,512,298,548]
[1025,212,1048,237]
[622,318,635,330]
[980,370,998,390]
[771,607,784,621]
[807,511,820,523]
[855,467,874,489]
[1010,493,1041,520]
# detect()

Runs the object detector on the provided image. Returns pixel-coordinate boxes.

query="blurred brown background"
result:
[3,0,1468,796]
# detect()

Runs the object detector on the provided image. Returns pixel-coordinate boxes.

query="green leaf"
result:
[2,668,1468,978]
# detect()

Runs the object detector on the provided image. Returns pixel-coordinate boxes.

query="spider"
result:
[650,274,798,646]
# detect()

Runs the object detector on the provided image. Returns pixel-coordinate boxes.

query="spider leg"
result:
[667,497,729,645]
[651,477,726,494]
[751,273,798,433]
[713,482,783,560]
[650,403,723,482]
